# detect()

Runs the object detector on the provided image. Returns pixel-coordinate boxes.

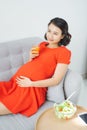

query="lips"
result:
[48,39,54,42]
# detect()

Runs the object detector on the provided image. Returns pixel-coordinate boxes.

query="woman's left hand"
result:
[16,76,32,87]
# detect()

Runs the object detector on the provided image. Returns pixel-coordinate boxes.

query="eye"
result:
[47,29,51,33]
[54,32,58,35]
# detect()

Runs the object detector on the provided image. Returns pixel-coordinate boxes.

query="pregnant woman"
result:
[0,17,71,117]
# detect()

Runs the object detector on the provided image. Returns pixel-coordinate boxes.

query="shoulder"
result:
[39,41,48,46]
[57,46,71,56]
[39,41,48,50]
[55,46,71,64]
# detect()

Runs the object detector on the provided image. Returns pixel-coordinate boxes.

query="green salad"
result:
[54,100,77,119]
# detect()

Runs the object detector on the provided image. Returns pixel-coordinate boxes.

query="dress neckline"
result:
[44,42,59,50]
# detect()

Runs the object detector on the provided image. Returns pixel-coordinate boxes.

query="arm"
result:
[16,63,68,87]
[31,63,68,87]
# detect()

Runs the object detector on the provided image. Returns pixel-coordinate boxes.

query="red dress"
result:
[0,42,71,116]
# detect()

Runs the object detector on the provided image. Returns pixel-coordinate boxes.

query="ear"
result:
[61,34,65,39]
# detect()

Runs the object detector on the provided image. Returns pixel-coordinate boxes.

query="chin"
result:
[47,40,54,43]
[49,41,58,44]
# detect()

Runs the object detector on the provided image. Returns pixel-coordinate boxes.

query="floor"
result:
[77,79,87,108]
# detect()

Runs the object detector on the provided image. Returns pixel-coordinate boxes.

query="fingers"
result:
[19,76,27,79]
[16,76,24,85]
[29,46,40,59]
[31,46,40,52]
[16,76,31,87]
[16,76,27,80]
[16,78,25,87]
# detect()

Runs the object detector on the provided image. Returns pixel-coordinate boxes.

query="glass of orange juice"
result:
[31,46,40,54]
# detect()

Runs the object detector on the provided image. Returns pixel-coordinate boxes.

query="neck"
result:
[47,43,59,48]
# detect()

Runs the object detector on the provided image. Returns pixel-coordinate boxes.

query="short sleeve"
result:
[39,42,48,52]
[56,47,71,64]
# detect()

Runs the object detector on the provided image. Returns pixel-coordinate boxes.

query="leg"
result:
[0,102,12,115]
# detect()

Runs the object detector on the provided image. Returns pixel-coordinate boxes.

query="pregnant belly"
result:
[12,61,46,81]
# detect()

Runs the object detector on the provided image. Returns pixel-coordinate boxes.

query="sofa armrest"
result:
[46,78,65,103]
[63,69,83,104]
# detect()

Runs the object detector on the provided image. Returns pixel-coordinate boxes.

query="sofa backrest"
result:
[0,37,42,81]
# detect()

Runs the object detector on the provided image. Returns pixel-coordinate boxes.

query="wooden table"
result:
[35,106,87,130]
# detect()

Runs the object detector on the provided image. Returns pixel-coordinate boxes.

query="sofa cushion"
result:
[47,78,65,103]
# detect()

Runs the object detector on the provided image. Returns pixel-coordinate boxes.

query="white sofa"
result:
[0,37,82,130]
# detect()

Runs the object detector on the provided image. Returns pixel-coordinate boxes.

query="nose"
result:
[49,33,53,39]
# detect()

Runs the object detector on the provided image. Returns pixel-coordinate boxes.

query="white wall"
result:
[0,0,87,75]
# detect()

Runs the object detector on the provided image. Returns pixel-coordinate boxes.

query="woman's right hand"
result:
[29,46,40,61]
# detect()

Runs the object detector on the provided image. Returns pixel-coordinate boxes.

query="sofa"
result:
[0,37,82,130]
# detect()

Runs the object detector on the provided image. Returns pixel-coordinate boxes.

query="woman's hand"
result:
[29,46,40,61]
[16,76,32,87]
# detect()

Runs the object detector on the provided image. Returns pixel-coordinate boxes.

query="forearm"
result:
[31,77,61,87]
[31,64,68,87]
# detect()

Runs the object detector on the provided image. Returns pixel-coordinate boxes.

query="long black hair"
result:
[44,17,71,46]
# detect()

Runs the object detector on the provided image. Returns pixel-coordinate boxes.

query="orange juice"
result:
[32,46,40,54]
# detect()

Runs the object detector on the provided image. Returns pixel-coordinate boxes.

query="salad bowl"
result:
[54,100,77,119]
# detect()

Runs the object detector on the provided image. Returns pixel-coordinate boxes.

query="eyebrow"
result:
[48,28,59,33]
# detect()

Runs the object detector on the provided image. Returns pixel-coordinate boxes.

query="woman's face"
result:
[46,23,64,45]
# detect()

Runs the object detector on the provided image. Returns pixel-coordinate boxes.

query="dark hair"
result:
[44,17,72,46]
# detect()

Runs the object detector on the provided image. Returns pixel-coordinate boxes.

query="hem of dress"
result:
[0,100,17,114]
